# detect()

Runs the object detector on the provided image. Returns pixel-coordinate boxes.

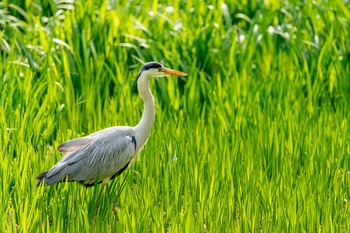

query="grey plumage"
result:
[36,62,187,188]
[37,126,136,187]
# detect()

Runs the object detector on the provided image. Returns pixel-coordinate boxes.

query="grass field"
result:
[1,0,350,232]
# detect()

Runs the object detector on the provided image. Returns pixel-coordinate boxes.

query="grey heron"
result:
[36,62,187,187]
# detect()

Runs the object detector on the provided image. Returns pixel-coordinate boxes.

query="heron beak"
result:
[161,67,187,76]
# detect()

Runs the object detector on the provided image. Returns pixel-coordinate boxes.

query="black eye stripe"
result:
[142,62,162,71]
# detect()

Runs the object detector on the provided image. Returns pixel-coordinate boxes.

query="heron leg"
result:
[94,200,101,218]
[105,183,109,193]
[112,206,117,216]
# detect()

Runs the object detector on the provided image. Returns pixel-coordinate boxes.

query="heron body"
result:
[36,62,187,187]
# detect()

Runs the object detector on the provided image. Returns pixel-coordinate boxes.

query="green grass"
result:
[1,0,350,232]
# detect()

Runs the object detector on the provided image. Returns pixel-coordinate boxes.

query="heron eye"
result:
[158,68,161,72]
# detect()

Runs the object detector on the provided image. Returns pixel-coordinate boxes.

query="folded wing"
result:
[37,127,137,186]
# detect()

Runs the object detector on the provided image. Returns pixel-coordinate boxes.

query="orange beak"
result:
[161,67,187,76]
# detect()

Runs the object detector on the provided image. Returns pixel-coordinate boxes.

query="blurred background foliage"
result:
[1,0,349,104]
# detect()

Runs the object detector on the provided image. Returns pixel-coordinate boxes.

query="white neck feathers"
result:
[133,74,155,151]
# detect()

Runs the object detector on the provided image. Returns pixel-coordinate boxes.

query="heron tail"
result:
[36,171,48,186]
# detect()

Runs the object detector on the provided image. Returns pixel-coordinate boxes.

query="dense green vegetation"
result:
[1,0,349,232]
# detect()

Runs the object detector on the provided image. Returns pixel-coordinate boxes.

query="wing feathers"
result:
[58,137,91,154]
[37,127,136,186]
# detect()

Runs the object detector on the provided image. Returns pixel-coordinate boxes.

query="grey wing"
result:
[43,127,137,186]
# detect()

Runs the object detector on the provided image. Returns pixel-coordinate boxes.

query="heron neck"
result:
[134,76,155,151]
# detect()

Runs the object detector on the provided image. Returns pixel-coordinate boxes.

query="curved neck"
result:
[133,75,155,151]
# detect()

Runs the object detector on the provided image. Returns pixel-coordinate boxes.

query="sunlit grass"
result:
[1,0,349,232]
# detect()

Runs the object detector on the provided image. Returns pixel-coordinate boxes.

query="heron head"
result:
[132,62,187,93]
[137,62,187,79]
